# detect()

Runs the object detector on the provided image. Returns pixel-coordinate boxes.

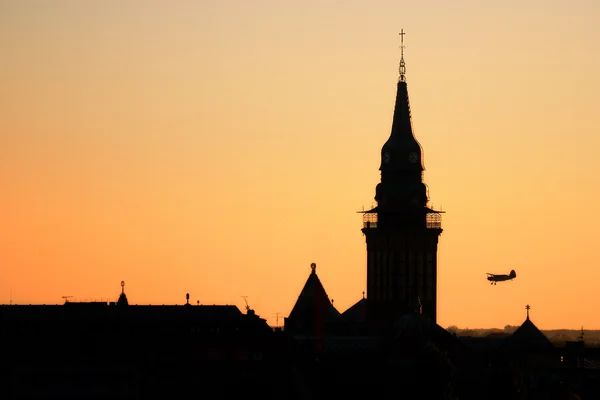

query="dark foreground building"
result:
[0,287,294,399]
[281,36,597,399]
[3,38,599,399]
[284,263,598,399]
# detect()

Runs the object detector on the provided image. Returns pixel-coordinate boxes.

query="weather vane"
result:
[399,29,406,82]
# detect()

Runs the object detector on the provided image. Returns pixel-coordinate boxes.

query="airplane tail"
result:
[509,270,516,278]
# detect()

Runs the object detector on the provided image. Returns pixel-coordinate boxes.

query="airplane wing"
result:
[486,273,495,276]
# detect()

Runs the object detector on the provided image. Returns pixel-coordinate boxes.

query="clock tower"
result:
[361,31,443,329]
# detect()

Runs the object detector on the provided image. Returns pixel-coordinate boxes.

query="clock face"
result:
[408,152,419,163]
[383,152,391,164]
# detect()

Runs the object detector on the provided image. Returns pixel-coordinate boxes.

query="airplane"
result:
[486,270,517,285]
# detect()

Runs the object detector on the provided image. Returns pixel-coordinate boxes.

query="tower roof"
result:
[379,30,424,173]
[287,263,340,323]
[380,80,424,171]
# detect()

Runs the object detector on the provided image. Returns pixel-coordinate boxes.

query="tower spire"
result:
[399,29,406,82]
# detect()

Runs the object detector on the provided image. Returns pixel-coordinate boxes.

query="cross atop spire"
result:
[525,304,531,319]
[399,29,407,82]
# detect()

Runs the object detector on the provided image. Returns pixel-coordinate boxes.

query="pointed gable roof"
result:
[506,306,553,351]
[510,317,553,349]
[287,263,339,322]
[341,294,367,324]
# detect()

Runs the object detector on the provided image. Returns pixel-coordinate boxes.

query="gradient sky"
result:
[1,0,599,330]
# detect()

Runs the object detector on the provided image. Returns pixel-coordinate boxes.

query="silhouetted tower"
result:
[360,30,443,328]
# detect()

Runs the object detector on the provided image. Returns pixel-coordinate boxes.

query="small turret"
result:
[117,281,128,307]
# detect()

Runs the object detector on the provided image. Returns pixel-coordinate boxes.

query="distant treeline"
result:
[446,325,600,347]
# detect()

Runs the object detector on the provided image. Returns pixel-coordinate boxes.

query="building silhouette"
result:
[284,30,444,337]
[280,34,464,398]
[0,284,291,398]
[359,29,444,328]
[280,33,600,399]
[3,33,600,399]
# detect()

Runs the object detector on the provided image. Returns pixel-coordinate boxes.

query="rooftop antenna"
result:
[525,304,531,320]
[399,29,407,82]
[62,296,73,304]
[241,296,250,312]
[274,312,282,327]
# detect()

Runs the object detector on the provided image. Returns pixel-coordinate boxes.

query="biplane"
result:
[486,270,517,285]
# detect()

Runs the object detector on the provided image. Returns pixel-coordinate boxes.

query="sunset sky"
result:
[1,0,599,330]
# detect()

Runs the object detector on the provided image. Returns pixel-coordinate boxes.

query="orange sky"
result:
[1,0,600,330]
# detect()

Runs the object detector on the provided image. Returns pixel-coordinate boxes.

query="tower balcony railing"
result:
[363,213,378,229]
[426,212,442,229]
[362,212,442,229]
